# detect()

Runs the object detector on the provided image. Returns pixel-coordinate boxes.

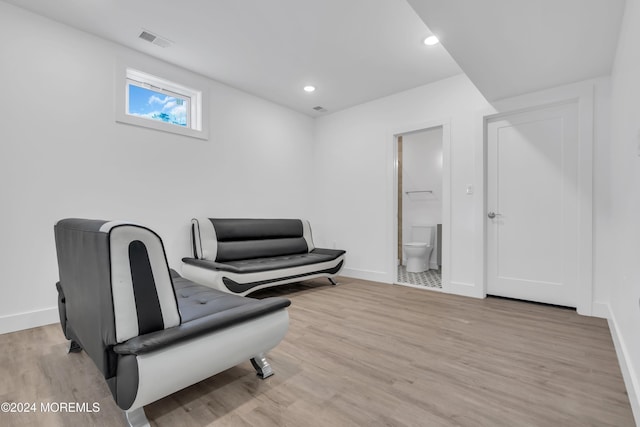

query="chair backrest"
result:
[190,218,315,262]
[54,219,180,377]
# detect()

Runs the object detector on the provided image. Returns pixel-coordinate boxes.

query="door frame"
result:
[475,81,594,315]
[389,119,452,292]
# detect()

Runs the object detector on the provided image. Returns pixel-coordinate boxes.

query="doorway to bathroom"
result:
[394,125,447,291]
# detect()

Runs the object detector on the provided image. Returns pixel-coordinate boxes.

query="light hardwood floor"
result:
[0,277,635,426]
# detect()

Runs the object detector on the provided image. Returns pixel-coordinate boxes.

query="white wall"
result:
[312,74,490,295]
[0,2,626,361]
[312,71,614,308]
[0,3,315,333]
[592,78,614,312]
[608,0,640,420]
[402,128,442,268]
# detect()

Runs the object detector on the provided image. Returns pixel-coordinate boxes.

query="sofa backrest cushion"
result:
[191,218,315,262]
[104,222,181,342]
[55,219,181,359]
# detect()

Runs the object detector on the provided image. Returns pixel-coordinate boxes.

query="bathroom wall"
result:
[402,127,443,268]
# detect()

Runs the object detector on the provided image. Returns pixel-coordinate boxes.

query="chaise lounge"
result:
[181,218,346,296]
[54,218,291,427]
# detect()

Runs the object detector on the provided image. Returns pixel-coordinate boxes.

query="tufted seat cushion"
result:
[170,270,273,322]
[184,248,345,275]
[112,270,291,356]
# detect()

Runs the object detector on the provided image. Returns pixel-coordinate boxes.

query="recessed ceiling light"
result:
[424,35,439,46]
[303,85,316,93]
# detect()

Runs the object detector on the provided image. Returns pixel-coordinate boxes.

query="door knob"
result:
[488,212,500,219]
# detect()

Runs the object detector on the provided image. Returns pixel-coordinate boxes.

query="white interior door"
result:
[486,102,579,307]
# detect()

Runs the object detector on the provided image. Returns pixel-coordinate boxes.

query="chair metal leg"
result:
[125,407,150,427]
[250,353,274,379]
[67,340,82,353]
[328,277,338,286]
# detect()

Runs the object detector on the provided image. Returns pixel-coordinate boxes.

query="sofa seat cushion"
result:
[184,248,346,274]
[113,270,291,355]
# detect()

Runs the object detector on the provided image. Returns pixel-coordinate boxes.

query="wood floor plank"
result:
[0,277,634,426]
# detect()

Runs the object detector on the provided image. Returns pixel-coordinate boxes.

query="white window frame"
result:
[116,60,208,140]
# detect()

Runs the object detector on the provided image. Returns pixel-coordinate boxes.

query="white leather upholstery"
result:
[301,219,315,252]
[109,225,180,343]
[192,217,218,260]
[127,310,288,410]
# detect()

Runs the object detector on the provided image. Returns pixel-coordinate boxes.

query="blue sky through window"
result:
[128,84,188,127]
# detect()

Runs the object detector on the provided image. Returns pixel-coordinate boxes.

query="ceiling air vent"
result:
[313,106,328,113]
[138,30,172,48]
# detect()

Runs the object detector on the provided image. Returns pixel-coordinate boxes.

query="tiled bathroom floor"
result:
[397,265,442,289]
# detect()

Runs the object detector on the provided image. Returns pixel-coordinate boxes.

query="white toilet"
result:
[403,225,435,273]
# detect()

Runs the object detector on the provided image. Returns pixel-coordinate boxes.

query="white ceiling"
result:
[406,0,626,101]
[3,0,463,117]
[4,0,626,114]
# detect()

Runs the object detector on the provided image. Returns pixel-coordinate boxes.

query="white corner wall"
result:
[0,3,314,334]
[312,74,491,295]
[609,0,640,421]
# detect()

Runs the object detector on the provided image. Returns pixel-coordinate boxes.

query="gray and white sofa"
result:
[182,218,346,296]
[54,218,291,427]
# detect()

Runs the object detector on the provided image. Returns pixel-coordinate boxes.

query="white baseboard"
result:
[0,307,59,335]
[448,281,482,299]
[591,301,611,319]
[608,304,640,425]
[341,268,389,283]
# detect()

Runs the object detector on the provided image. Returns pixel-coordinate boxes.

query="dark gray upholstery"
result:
[211,219,308,262]
[54,218,291,415]
[212,218,303,240]
[183,217,346,295]
[184,248,345,274]
[217,238,309,262]
[55,218,120,378]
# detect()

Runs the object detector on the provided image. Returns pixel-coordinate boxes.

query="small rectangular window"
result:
[116,63,207,140]
[127,81,190,127]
